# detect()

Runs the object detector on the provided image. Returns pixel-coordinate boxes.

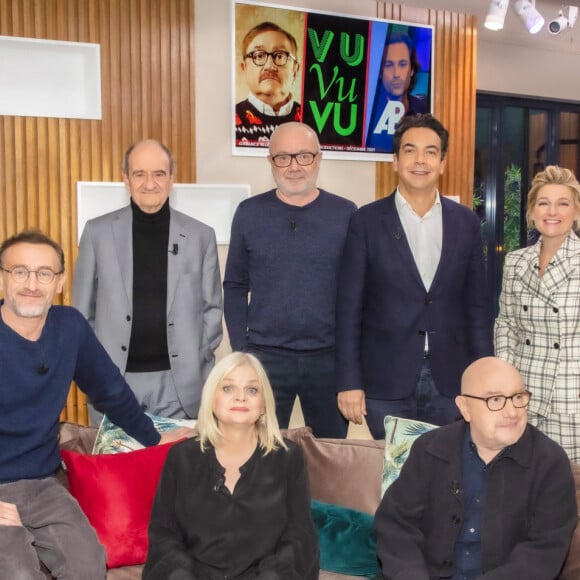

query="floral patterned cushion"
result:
[381,415,436,496]
[93,413,197,454]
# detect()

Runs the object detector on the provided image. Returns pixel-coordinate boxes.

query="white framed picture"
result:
[0,35,101,119]
[77,182,250,244]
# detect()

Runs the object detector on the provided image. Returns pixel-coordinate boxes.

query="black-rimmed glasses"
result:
[244,50,297,67]
[461,390,531,412]
[270,152,318,168]
[0,266,63,284]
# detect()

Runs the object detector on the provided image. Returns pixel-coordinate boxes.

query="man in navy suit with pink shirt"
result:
[336,114,493,439]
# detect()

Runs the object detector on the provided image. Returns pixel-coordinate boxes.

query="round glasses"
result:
[270,152,318,168]
[1,266,63,284]
[461,390,531,412]
[244,50,297,67]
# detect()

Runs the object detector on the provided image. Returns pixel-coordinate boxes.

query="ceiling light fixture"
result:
[512,0,545,34]
[548,6,579,34]
[485,0,510,31]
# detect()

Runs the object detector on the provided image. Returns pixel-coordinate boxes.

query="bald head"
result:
[457,357,528,462]
[268,122,322,205]
[269,122,320,154]
[461,357,524,396]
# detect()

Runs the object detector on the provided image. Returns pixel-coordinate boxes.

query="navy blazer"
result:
[336,193,493,399]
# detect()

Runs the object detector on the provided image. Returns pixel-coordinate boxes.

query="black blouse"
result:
[143,437,319,580]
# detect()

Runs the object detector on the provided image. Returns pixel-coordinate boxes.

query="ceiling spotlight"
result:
[485,0,510,31]
[512,0,545,34]
[548,6,579,35]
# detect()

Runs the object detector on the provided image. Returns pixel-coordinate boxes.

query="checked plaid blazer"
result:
[495,231,580,417]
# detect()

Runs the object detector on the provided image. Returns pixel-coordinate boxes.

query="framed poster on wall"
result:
[232,0,434,161]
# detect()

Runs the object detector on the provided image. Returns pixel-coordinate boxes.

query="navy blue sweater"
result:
[0,304,159,483]
[223,189,356,352]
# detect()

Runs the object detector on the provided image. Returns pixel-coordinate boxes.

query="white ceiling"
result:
[401,0,580,55]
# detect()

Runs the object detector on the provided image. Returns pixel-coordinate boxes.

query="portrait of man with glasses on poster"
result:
[233,1,433,160]
[234,5,305,148]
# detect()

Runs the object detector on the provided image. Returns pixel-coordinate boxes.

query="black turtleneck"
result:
[126,198,171,372]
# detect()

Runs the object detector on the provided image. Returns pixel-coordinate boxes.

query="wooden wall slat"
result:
[0,0,196,424]
[375,3,478,206]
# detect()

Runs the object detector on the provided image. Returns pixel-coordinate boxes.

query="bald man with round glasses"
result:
[374,357,577,580]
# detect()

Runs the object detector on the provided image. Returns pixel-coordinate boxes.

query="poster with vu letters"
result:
[233,0,433,161]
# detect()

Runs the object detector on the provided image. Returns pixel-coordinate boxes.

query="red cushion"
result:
[60,442,177,568]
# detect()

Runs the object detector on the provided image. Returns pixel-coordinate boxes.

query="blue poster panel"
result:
[233,1,434,161]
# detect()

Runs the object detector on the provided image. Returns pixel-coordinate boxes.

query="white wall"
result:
[477,39,580,100]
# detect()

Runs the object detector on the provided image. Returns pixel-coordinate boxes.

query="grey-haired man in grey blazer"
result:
[73,139,222,423]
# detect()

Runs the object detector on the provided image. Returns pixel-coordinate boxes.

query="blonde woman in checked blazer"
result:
[495,165,580,461]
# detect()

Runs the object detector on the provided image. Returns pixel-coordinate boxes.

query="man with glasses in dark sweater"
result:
[0,229,191,579]
[224,122,356,438]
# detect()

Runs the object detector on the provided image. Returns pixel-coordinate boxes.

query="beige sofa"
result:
[55,422,580,580]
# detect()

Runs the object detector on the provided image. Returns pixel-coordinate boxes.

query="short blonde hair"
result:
[526,165,580,229]
[196,352,287,454]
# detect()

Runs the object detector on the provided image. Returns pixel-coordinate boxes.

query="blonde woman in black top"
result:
[143,351,319,580]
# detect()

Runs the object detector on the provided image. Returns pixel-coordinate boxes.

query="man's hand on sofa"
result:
[338,389,366,425]
[158,427,195,445]
[0,501,23,527]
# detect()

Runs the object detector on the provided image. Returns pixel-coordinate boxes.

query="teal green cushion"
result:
[311,499,379,577]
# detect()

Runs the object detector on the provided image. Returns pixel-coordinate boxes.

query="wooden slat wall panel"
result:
[0,0,196,424]
[375,3,478,206]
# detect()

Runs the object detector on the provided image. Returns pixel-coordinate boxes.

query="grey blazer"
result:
[72,205,223,417]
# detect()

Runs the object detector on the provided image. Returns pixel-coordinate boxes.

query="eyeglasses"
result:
[244,50,297,67]
[461,390,531,412]
[0,266,63,284]
[270,152,319,168]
